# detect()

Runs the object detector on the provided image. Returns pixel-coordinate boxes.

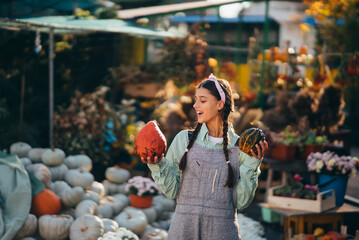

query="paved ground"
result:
[241,145,359,240]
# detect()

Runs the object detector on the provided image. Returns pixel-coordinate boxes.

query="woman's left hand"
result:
[250,140,268,160]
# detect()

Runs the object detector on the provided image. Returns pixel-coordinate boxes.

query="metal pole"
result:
[49,27,54,147]
[260,0,270,108]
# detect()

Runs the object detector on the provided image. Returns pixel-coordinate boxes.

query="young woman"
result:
[141,74,268,240]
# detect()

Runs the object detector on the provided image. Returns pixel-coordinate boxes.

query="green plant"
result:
[303,130,328,145]
[272,127,301,145]
[273,174,318,200]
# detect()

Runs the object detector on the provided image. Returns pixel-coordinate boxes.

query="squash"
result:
[112,193,130,206]
[98,227,139,240]
[20,157,32,166]
[142,225,168,240]
[26,163,52,187]
[50,181,84,208]
[69,214,104,240]
[102,180,126,195]
[31,188,62,217]
[91,181,105,198]
[238,128,265,156]
[28,148,45,163]
[134,120,167,159]
[10,142,31,157]
[38,214,73,240]
[130,207,157,224]
[83,190,101,204]
[65,167,94,189]
[101,196,126,216]
[49,164,68,181]
[101,218,119,233]
[14,214,37,239]
[114,207,147,236]
[305,235,316,240]
[64,155,92,171]
[75,200,99,218]
[41,148,65,166]
[98,203,114,219]
[105,166,130,184]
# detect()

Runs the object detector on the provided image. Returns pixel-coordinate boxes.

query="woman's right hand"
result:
[140,153,164,164]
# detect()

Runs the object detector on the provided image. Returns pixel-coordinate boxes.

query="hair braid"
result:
[222,107,234,188]
[179,123,203,171]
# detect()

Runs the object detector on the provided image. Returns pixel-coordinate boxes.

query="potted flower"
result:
[271,128,301,161]
[306,151,359,206]
[125,176,161,208]
[300,130,329,159]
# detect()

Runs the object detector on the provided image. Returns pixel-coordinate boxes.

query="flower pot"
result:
[301,144,323,160]
[318,174,348,207]
[129,194,153,208]
[271,143,296,161]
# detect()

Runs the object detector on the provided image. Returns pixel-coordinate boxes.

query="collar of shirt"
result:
[197,123,238,147]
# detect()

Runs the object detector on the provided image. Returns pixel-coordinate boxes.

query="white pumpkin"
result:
[75,200,98,218]
[142,225,168,240]
[39,214,73,240]
[70,214,104,240]
[138,207,157,224]
[105,167,130,184]
[83,190,101,204]
[114,207,147,236]
[65,167,94,189]
[60,208,76,218]
[112,193,130,206]
[98,203,113,219]
[152,195,176,212]
[28,148,45,163]
[50,181,84,208]
[41,148,65,166]
[90,181,105,198]
[157,212,173,231]
[101,218,119,233]
[101,196,126,216]
[98,227,139,240]
[64,155,92,171]
[49,164,68,181]
[14,214,37,239]
[20,157,32,166]
[26,163,52,187]
[10,142,31,158]
[102,180,126,195]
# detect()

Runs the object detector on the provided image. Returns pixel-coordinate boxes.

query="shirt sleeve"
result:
[147,130,187,199]
[236,151,262,210]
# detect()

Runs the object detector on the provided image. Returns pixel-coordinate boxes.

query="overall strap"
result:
[187,130,194,140]
[234,138,240,147]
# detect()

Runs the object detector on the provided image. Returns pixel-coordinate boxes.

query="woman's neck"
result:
[206,117,223,138]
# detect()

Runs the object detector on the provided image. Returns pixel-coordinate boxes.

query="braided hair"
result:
[179,78,235,188]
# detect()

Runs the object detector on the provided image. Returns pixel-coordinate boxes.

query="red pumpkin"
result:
[31,188,61,217]
[238,128,265,156]
[134,120,167,159]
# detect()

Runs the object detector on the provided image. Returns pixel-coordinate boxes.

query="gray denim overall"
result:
[168,142,241,240]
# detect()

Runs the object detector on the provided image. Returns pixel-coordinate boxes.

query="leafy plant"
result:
[125,176,161,197]
[302,130,328,145]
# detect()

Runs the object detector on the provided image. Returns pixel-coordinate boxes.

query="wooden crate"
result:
[267,185,336,212]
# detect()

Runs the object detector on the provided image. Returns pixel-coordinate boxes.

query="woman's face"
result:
[193,87,222,124]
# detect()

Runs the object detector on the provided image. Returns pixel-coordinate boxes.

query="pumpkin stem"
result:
[80,227,88,232]
[126,212,132,219]
[51,146,55,152]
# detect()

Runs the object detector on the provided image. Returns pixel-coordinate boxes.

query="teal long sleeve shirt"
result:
[148,123,262,210]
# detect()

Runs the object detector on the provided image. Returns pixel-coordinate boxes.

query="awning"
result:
[0,16,183,39]
[170,15,276,24]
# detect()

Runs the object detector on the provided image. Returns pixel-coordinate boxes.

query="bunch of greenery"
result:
[273,174,318,200]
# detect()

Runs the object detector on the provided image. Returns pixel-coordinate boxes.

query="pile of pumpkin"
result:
[9,142,176,240]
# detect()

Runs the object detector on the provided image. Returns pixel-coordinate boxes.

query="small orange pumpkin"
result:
[238,128,265,156]
[31,188,62,217]
[134,120,167,159]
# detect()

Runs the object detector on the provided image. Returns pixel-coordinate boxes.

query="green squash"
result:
[238,128,265,156]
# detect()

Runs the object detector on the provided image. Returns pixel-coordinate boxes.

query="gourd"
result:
[238,128,265,156]
[38,214,73,240]
[75,200,99,218]
[28,148,45,163]
[98,227,139,240]
[49,164,68,181]
[10,142,31,157]
[105,166,130,184]
[91,181,105,198]
[114,207,148,236]
[112,193,130,206]
[21,157,32,166]
[101,218,119,233]
[131,207,157,224]
[14,214,37,239]
[142,225,168,240]
[50,181,84,208]
[83,190,101,204]
[31,188,62,217]
[26,163,52,187]
[41,148,65,166]
[98,203,114,219]
[102,180,126,195]
[101,196,126,216]
[65,167,94,189]
[64,155,92,171]
[134,120,167,159]
[69,214,104,240]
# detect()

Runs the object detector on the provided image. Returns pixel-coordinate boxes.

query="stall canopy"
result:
[0,16,183,38]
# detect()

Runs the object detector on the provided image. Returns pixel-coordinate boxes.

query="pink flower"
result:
[294,174,303,181]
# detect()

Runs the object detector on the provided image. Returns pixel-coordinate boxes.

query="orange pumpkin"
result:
[238,128,265,156]
[134,120,167,159]
[31,188,61,217]
[305,235,316,240]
